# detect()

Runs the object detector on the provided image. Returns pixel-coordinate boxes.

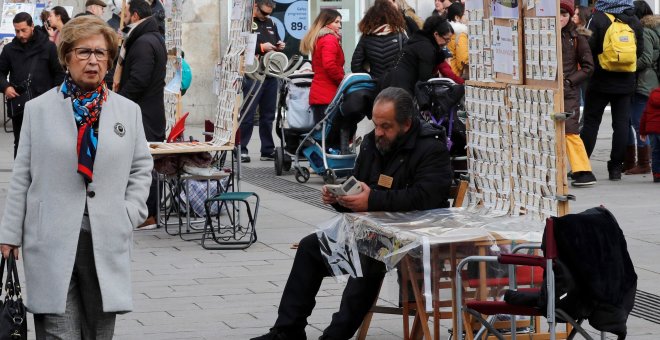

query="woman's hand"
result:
[0,244,19,260]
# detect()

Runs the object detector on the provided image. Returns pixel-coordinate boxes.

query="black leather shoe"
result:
[251,328,306,340]
[608,161,622,181]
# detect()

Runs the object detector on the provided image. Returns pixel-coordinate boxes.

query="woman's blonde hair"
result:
[299,8,341,55]
[57,16,119,70]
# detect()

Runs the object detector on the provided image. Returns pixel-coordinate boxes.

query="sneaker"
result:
[135,216,157,230]
[260,152,275,161]
[571,171,597,187]
[241,153,251,163]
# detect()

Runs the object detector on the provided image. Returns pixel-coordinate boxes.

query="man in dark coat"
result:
[0,12,64,157]
[239,0,285,163]
[117,0,167,228]
[579,0,644,180]
[252,87,452,340]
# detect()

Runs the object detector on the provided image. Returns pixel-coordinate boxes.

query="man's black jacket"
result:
[334,118,452,212]
[0,28,64,99]
[119,16,167,142]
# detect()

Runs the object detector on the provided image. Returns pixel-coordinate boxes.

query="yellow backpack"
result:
[598,13,637,72]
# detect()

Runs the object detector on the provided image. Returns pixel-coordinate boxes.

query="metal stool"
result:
[202,192,259,250]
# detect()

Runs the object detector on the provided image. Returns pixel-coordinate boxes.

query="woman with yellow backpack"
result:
[579,0,644,180]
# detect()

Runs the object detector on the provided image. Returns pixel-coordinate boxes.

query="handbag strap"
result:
[3,253,21,299]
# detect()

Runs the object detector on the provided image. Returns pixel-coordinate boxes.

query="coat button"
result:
[87,191,96,198]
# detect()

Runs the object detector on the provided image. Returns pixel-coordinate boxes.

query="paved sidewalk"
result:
[0,111,659,339]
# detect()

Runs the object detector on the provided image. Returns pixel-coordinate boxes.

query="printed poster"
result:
[536,0,557,17]
[492,24,514,75]
[1,2,35,36]
[491,0,519,19]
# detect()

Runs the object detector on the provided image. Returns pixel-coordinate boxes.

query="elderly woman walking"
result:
[0,15,152,339]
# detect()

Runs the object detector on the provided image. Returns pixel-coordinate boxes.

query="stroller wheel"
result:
[323,169,337,184]
[274,147,284,176]
[295,167,310,183]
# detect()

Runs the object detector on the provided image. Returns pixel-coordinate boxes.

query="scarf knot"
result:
[61,76,107,183]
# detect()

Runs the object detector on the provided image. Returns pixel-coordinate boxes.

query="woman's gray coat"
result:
[0,87,153,314]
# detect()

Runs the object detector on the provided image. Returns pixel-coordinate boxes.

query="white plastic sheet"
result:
[316,207,544,279]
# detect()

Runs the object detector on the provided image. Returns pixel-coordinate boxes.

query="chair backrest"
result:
[544,217,557,260]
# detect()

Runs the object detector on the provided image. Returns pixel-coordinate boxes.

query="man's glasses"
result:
[257,6,272,16]
[71,47,109,61]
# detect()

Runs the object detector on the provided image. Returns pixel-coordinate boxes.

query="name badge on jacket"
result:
[378,174,393,189]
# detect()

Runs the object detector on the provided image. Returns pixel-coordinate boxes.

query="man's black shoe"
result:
[608,161,622,181]
[251,328,305,340]
[571,171,597,187]
[241,153,251,163]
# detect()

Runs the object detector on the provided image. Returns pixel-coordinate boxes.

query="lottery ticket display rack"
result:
[464,0,570,220]
[458,0,575,337]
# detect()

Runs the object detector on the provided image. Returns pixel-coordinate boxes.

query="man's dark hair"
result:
[129,0,152,19]
[255,0,276,8]
[13,12,33,26]
[422,14,453,37]
[375,87,414,124]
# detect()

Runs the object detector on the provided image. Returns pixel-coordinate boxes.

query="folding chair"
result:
[456,206,636,340]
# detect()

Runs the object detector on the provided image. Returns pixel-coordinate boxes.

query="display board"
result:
[208,0,255,146]
[162,0,183,133]
[465,0,567,220]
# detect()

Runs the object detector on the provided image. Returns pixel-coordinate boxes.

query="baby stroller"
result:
[416,78,467,180]
[273,64,315,176]
[293,73,377,184]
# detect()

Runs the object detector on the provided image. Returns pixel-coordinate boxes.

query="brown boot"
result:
[625,145,651,174]
[623,145,636,171]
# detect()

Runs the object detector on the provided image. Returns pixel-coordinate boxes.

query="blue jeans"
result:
[649,134,660,174]
[239,77,278,156]
[628,93,650,146]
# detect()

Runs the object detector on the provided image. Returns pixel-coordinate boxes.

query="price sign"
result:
[284,1,308,40]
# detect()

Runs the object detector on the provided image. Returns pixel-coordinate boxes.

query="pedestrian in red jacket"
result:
[300,9,344,123]
[639,87,660,182]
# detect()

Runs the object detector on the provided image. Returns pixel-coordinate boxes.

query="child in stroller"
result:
[293,73,377,184]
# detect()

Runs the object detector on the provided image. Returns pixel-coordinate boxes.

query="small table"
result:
[316,208,545,340]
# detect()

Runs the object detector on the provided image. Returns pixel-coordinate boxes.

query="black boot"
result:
[608,161,623,181]
[251,328,306,340]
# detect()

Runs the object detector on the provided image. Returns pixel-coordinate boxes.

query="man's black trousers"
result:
[274,233,386,339]
[580,89,632,164]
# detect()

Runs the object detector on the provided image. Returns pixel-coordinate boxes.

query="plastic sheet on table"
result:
[316,207,544,280]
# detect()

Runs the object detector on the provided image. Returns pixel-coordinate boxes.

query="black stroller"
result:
[416,78,467,180]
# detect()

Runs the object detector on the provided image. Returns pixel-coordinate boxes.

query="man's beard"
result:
[376,132,405,154]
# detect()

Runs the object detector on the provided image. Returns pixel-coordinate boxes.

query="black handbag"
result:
[7,56,37,119]
[0,253,27,340]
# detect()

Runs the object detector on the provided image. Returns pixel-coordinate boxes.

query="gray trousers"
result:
[33,224,117,339]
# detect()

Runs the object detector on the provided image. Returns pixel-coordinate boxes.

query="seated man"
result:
[253,87,452,340]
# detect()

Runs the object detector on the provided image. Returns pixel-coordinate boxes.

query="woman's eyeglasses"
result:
[71,48,109,61]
